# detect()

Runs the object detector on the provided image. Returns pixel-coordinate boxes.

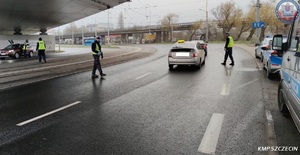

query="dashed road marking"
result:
[198,113,225,154]
[135,72,152,80]
[17,101,81,126]
[220,84,231,95]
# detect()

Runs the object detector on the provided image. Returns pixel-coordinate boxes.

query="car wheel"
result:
[202,59,205,65]
[169,64,174,70]
[278,81,289,113]
[29,51,33,58]
[267,69,272,79]
[266,63,273,79]
[14,53,19,59]
[255,50,259,58]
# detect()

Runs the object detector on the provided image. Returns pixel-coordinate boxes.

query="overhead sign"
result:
[252,22,265,28]
[275,0,300,24]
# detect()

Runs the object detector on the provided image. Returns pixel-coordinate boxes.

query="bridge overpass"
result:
[58,22,204,43]
[0,0,130,35]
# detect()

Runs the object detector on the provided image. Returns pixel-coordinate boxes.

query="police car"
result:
[262,36,287,78]
[272,0,300,133]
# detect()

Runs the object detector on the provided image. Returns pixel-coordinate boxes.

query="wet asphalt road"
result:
[0,44,299,155]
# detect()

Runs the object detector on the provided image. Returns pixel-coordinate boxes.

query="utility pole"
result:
[107,9,110,46]
[95,18,97,37]
[205,0,208,43]
[256,0,261,43]
[82,21,84,45]
[58,27,60,52]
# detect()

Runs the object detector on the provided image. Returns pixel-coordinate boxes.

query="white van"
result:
[273,29,300,133]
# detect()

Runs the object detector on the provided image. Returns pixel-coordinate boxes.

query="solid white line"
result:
[220,84,231,95]
[16,101,81,126]
[198,113,225,154]
[135,72,152,80]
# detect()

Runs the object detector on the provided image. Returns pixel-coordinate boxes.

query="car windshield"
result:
[4,44,17,50]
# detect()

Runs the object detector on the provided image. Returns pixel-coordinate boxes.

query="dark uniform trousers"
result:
[224,48,234,64]
[92,55,103,75]
[38,50,46,62]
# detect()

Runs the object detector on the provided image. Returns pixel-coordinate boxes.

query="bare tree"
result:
[258,1,278,41]
[245,0,281,41]
[212,1,240,39]
[118,12,125,30]
[189,20,204,41]
[161,13,179,42]
[63,22,78,34]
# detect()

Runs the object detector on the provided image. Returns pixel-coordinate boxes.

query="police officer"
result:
[23,40,27,58]
[91,36,106,78]
[36,37,46,63]
[221,32,234,66]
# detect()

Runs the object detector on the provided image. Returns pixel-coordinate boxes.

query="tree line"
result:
[160,0,286,42]
[62,0,285,42]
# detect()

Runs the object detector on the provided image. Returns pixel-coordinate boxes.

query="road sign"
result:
[252,22,265,29]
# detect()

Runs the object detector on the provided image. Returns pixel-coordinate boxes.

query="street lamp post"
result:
[256,0,261,42]
[146,4,157,34]
[199,0,208,42]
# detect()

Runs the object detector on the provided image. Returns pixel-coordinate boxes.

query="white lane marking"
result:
[220,84,231,95]
[0,50,140,76]
[16,101,81,126]
[226,69,231,76]
[265,110,274,123]
[198,113,225,154]
[135,72,152,80]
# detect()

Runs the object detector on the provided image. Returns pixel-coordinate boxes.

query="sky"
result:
[50,0,276,33]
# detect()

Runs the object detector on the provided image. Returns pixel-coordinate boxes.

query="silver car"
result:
[168,41,205,70]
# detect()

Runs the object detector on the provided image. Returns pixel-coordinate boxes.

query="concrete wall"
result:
[0,35,55,52]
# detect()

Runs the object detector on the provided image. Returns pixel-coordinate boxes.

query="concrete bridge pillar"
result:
[101,35,106,45]
[162,31,168,42]
[121,34,126,44]
[155,31,162,43]
[40,28,48,35]
[127,33,133,44]
[13,27,22,35]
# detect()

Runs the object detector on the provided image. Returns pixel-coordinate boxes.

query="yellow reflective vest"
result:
[23,44,27,50]
[38,41,46,50]
[227,36,234,48]
[92,43,100,55]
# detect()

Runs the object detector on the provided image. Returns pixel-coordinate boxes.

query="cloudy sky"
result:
[53,0,277,32]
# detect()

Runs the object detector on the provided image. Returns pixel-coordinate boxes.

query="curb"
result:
[236,44,279,155]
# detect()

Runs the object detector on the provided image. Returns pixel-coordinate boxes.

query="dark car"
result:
[0,43,34,59]
[192,40,207,56]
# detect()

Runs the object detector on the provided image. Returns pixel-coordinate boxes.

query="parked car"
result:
[262,36,287,78]
[0,43,34,59]
[168,40,205,70]
[192,40,207,56]
[255,37,273,61]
